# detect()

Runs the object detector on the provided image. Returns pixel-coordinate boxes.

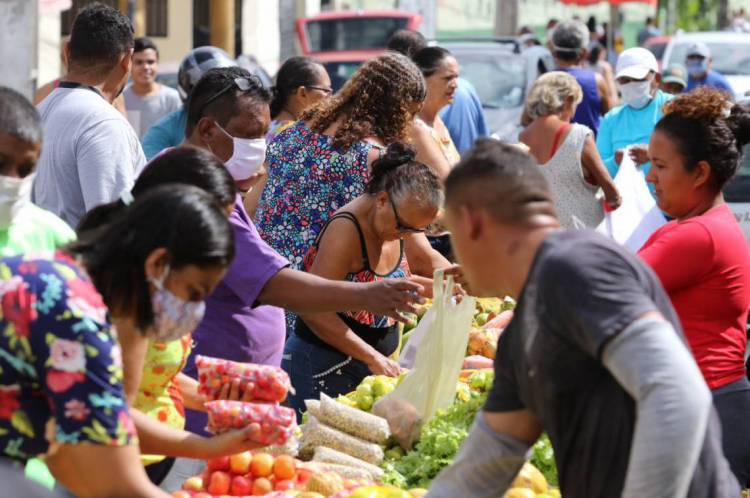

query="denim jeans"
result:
[282,334,370,421]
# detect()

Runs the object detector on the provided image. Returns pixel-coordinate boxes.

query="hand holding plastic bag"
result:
[373,269,475,449]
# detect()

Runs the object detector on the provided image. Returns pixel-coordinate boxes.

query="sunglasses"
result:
[202,76,263,109]
[305,85,333,96]
[389,197,425,234]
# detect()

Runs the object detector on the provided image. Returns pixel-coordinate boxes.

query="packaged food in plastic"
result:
[318,393,390,444]
[256,436,300,457]
[196,355,291,402]
[300,416,384,465]
[312,446,384,479]
[305,399,321,419]
[309,462,375,480]
[205,400,296,446]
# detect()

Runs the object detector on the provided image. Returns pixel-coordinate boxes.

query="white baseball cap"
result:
[615,47,659,80]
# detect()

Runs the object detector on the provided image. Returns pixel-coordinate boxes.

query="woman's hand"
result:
[628,144,650,166]
[361,279,425,323]
[366,354,402,377]
[201,424,265,459]
[217,378,257,403]
[603,186,623,211]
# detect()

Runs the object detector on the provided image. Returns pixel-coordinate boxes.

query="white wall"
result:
[0,0,38,99]
[242,0,280,74]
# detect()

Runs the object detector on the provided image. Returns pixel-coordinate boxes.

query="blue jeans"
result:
[282,334,370,421]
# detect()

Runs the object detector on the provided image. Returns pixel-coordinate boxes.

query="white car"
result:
[662,31,750,100]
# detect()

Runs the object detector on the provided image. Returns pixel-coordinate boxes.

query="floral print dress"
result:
[0,252,135,461]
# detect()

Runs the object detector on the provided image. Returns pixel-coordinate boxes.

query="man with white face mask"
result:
[596,47,672,183]
[0,87,75,256]
[685,42,733,95]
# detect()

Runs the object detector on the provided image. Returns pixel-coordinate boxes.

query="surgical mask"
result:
[214,122,266,181]
[0,175,33,229]
[148,265,206,342]
[618,80,653,109]
[686,59,708,78]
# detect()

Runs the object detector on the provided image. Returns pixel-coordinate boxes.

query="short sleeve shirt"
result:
[486,230,736,498]
[0,204,76,258]
[184,196,288,435]
[0,252,135,461]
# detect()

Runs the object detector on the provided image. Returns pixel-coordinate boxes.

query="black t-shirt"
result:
[486,230,737,498]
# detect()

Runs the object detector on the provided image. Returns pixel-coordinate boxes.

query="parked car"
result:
[643,35,672,69]
[296,10,422,91]
[724,97,750,242]
[440,40,529,142]
[662,32,750,100]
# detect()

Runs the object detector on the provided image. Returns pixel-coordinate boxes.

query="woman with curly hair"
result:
[520,71,620,228]
[638,88,750,486]
[253,52,447,303]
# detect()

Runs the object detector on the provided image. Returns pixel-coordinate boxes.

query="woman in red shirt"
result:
[639,88,750,486]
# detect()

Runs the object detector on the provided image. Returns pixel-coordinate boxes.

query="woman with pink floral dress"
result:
[0,185,236,497]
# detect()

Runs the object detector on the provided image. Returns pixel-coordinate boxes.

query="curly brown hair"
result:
[301,51,426,149]
[656,87,750,189]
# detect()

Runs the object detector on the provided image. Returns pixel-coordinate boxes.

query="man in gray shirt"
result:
[427,139,739,498]
[33,4,145,228]
[123,37,181,139]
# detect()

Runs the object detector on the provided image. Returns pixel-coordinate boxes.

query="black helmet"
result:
[177,46,237,100]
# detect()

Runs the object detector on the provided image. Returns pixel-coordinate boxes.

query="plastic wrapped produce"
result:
[256,436,300,457]
[305,399,322,419]
[309,462,375,480]
[205,400,296,446]
[319,393,390,444]
[196,355,292,402]
[300,416,384,465]
[312,446,384,479]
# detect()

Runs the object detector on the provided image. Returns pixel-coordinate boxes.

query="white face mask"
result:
[617,80,653,109]
[0,175,33,229]
[214,122,266,181]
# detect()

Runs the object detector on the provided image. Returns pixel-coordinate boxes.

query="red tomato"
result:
[207,471,231,495]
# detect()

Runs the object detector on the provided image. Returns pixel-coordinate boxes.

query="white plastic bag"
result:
[398,306,435,369]
[373,269,476,448]
[596,147,666,251]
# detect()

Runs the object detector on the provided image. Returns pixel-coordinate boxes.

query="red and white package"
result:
[204,400,297,445]
[196,355,292,403]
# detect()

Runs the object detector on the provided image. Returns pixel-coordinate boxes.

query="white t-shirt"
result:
[33,86,146,227]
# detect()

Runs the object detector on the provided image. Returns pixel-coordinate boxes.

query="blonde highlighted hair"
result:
[525,71,583,120]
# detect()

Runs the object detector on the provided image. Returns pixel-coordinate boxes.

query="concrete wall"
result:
[150,0,193,65]
[37,8,63,87]
[0,0,38,99]
[242,0,280,74]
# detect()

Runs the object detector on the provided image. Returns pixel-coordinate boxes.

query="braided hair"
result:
[301,52,426,149]
[366,142,442,209]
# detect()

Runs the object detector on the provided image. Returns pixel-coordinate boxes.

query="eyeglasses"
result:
[389,197,425,234]
[202,76,263,109]
[305,85,333,96]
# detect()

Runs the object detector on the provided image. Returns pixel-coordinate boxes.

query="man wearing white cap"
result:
[685,42,733,94]
[596,47,672,181]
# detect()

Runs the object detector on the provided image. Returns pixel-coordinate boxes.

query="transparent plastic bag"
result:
[300,416,384,465]
[397,306,435,369]
[373,269,475,449]
[312,446,384,479]
[318,393,390,444]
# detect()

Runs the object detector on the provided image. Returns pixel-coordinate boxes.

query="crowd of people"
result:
[1,3,749,498]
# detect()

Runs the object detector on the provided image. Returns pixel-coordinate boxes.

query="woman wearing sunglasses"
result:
[283,143,441,418]
[268,56,332,142]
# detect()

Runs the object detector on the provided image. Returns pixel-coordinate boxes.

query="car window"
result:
[723,143,750,202]
[323,61,363,92]
[668,41,750,76]
[452,53,526,109]
[305,18,409,52]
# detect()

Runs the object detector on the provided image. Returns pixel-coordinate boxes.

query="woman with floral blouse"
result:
[0,185,235,497]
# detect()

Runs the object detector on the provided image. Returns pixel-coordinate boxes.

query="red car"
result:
[296,10,422,91]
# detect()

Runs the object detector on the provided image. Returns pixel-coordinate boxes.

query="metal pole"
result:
[210,0,236,56]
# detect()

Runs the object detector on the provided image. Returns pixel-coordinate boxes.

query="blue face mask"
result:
[686,59,708,78]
